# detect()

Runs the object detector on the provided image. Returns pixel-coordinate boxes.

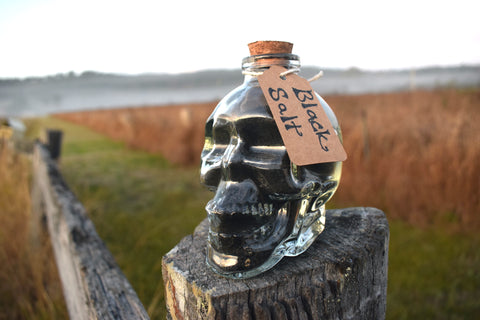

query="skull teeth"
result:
[249,203,273,217]
[207,201,274,217]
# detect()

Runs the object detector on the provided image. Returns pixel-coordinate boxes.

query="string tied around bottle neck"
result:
[242,68,324,82]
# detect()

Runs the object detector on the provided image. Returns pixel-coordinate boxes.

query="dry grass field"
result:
[0,142,67,319]
[330,89,480,230]
[56,88,480,231]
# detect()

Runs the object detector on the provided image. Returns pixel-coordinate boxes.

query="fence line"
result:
[31,142,150,320]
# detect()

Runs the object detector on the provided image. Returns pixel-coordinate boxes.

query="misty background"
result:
[1,65,479,117]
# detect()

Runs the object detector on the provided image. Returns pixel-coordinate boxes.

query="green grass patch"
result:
[28,117,480,319]
[387,221,480,319]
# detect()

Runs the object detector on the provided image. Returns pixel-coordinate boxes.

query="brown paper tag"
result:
[258,65,347,166]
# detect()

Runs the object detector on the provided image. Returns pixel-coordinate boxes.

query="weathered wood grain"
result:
[32,143,150,320]
[162,207,389,320]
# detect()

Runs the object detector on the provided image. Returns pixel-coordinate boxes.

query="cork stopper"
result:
[248,41,293,56]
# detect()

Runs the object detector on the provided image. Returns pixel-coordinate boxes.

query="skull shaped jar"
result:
[200,41,343,279]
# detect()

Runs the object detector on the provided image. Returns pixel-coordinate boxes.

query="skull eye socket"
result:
[202,117,235,159]
[202,119,214,155]
[212,118,235,143]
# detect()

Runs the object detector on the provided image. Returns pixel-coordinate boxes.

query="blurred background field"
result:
[3,87,475,319]
[55,88,480,231]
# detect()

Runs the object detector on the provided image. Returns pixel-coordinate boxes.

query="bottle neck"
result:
[241,53,300,83]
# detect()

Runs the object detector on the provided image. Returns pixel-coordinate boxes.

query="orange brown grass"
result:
[55,89,480,230]
[330,89,480,230]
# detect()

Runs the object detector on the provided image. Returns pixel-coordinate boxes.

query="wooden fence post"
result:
[162,207,389,320]
[46,129,63,161]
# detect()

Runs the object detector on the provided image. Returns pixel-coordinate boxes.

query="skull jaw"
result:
[205,200,327,279]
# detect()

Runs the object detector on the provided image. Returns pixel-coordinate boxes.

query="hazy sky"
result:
[1,0,479,78]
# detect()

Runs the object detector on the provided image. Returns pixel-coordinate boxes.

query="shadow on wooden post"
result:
[162,207,389,320]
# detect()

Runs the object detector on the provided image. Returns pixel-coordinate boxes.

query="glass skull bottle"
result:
[200,41,343,279]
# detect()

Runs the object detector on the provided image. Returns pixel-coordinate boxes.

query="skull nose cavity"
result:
[215,179,259,204]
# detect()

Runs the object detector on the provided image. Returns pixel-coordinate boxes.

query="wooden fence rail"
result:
[31,142,150,320]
